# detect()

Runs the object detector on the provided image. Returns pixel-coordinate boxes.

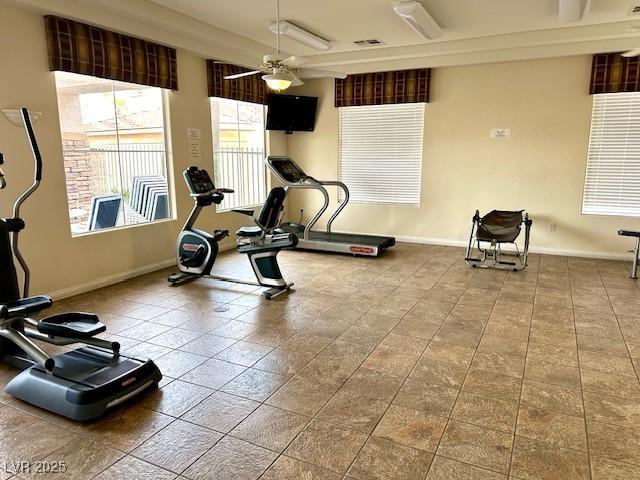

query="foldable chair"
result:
[465,209,532,271]
[130,176,168,220]
[87,195,122,231]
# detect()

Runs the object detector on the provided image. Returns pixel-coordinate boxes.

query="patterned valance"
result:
[207,60,268,105]
[335,68,430,107]
[45,16,178,90]
[590,53,640,95]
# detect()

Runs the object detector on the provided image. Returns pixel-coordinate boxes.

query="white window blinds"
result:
[339,103,425,206]
[583,92,640,216]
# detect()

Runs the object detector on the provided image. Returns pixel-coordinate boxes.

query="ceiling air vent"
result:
[629,4,640,15]
[354,39,385,47]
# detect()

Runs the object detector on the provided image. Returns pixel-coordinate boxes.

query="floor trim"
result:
[49,258,177,300]
[48,242,239,301]
[48,235,629,301]
[393,234,629,261]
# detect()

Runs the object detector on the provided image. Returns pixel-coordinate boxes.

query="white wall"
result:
[285,56,640,259]
[0,3,286,298]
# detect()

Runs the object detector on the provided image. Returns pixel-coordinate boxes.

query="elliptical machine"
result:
[0,108,161,421]
[168,166,297,299]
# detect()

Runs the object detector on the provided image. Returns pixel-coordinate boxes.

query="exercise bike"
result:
[168,166,297,299]
[0,108,161,421]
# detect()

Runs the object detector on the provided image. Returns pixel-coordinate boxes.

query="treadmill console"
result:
[184,167,215,194]
[268,157,308,184]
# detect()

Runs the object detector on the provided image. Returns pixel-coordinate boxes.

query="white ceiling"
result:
[148,0,638,55]
[9,0,640,72]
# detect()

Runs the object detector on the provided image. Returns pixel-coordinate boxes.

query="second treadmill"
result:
[267,156,395,257]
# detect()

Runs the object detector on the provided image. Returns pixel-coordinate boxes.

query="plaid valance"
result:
[45,16,178,90]
[590,53,640,95]
[207,60,268,105]
[335,68,430,107]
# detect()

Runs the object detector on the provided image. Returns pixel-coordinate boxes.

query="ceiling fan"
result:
[223,0,346,92]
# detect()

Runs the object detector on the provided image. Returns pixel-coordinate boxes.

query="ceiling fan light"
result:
[269,21,331,51]
[394,1,442,40]
[262,73,293,91]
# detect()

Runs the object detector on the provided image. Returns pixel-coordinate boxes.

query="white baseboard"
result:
[48,242,239,301]
[47,232,629,301]
[393,234,629,261]
[49,258,176,300]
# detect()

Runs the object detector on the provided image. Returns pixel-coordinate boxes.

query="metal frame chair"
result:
[465,209,532,271]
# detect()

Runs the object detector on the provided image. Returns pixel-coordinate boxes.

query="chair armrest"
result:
[232,208,254,217]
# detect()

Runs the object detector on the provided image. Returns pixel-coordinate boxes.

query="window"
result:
[583,92,640,216]
[54,71,171,235]
[339,103,425,206]
[210,97,267,211]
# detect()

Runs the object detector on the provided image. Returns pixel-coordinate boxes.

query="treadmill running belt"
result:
[307,230,395,248]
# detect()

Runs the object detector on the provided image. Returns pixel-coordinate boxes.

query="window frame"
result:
[53,71,174,236]
[582,91,640,217]
[338,102,425,207]
[209,97,268,213]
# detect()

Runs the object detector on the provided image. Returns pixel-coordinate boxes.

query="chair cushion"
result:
[236,226,262,237]
[477,210,524,243]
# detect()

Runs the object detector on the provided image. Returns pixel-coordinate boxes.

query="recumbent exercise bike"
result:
[168,166,297,299]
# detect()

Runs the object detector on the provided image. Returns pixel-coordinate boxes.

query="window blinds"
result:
[583,92,640,216]
[339,103,425,206]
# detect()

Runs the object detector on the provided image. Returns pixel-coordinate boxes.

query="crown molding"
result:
[300,19,640,72]
[6,0,640,72]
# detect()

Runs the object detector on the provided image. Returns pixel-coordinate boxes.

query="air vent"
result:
[354,39,385,47]
[629,4,640,15]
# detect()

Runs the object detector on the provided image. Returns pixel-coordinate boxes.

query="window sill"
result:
[581,211,640,218]
[70,217,176,238]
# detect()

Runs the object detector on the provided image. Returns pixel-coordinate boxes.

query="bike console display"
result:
[184,167,215,195]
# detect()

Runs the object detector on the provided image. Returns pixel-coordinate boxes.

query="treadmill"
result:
[267,156,395,257]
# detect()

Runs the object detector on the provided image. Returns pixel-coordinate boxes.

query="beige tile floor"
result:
[1,243,640,479]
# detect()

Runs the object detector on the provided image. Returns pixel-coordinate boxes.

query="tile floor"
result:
[1,243,640,479]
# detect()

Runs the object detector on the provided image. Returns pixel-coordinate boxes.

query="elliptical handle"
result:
[20,108,42,181]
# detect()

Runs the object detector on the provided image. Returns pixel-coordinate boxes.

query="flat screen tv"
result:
[266,94,318,134]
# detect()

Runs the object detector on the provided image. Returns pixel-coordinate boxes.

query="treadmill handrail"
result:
[314,180,349,234]
[266,156,351,237]
[286,178,329,241]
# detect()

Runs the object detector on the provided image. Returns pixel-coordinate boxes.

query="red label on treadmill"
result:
[350,246,374,254]
[183,243,200,252]
[122,377,137,387]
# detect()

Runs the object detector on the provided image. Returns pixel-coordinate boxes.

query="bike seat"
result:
[237,233,298,253]
[37,312,105,339]
[236,226,263,237]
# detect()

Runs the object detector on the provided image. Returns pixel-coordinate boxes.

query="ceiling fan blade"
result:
[297,68,347,79]
[224,70,262,80]
[281,56,307,67]
[291,75,305,87]
[622,48,640,58]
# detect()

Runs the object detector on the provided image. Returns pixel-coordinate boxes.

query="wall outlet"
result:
[549,223,557,231]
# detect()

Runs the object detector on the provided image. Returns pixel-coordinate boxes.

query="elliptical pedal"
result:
[37,312,105,339]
